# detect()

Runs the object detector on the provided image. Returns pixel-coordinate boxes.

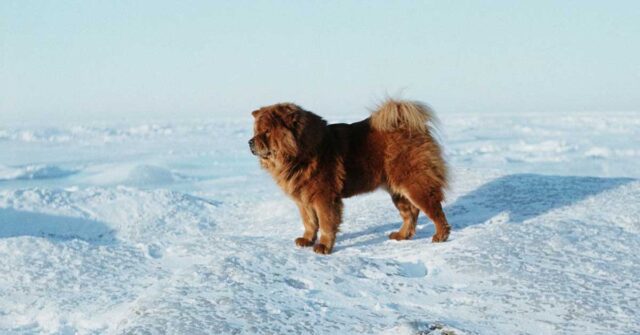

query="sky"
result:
[1,1,639,122]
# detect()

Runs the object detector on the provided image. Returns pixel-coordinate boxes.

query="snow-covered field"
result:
[1,111,639,334]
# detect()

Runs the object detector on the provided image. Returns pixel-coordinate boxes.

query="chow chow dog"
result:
[249,99,450,254]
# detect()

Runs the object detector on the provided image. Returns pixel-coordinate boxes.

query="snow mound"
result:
[0,187,221,334]
[125,165,175,186]
[0,187,219,244]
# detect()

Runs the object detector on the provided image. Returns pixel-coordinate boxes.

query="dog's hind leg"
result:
[388,193,420,240]
[404,186,451,243]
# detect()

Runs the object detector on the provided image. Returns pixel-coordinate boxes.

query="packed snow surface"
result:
[1,112,639,334]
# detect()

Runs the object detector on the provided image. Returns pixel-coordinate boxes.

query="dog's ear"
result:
[278,105,302,130]
[281,111,300,129]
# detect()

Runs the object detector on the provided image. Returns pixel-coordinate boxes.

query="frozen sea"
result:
[0,111,639,334]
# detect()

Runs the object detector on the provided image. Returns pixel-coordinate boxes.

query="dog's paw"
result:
[295,237,314,247]
[432,225,451,243]
[388,231,412,241]
[313,244,331,255]
[431,232,449,243]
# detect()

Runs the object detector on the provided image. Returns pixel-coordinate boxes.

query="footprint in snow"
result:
[284,278,310,290]
[398,260,428,278]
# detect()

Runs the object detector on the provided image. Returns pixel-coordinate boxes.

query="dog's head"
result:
[249,103,326,165]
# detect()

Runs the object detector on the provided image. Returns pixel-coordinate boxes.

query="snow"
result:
[0,165,79,181]
[0,112,639,334]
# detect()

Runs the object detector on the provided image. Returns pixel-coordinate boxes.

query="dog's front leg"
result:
[312,197,343,255]
[294,202,318,247]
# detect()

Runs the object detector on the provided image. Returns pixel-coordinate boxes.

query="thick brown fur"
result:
[249,98,451,255]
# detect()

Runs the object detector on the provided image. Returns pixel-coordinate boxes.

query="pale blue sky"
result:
[1,1,639,122]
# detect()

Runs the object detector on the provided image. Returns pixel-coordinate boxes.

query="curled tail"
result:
[370,98,436,133]
[371,98,448,190]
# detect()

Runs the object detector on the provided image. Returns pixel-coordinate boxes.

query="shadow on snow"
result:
[338,173,634,249]
[0,208,115,245]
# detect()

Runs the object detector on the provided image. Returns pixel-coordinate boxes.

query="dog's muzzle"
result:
[248,139,257,155]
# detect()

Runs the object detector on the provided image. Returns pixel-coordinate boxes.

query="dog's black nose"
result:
[248,139,255,147]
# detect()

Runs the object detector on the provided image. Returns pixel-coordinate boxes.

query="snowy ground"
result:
[1,111,639,334]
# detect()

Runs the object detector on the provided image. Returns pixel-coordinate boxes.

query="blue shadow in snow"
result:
[338,173,634,248]
[0,208,116,245]
[0,165,79,183]
[445,173,634,230]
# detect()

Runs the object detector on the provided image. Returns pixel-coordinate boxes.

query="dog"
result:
[249,99,450,254]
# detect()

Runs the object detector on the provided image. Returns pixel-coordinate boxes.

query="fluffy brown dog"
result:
[249,99,450,254]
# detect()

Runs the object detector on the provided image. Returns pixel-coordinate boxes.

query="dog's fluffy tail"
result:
[370,99,436,133]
